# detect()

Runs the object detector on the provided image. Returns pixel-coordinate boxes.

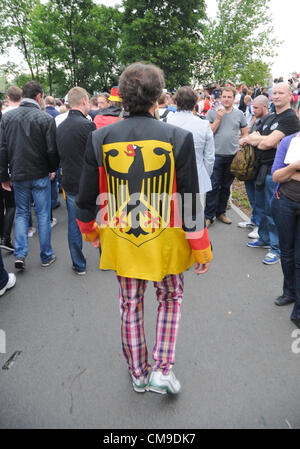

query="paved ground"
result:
[0,198,299,429]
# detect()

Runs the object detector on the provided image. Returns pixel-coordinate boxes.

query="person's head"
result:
[67,87,90,116]
[97,92,110,110]
[216,84,220,90]
[158,92,167,107]
[174,86,198,112]
[272,82,291,111]
[22,81,44,106]
[7,86,22,104]
[221,86,236,109]
[252,95,269,118]
[119,62,165,113]
[44,96,55,106]
[90,97,98,110]
[244,95,252,106]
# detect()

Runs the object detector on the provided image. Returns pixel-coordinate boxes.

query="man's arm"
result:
[0,120,10,183]
[209,109,225,134]
[76,132,101,246]
[257,130,285,150]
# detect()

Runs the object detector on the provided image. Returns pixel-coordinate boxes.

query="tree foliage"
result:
[199,0,279,85]
[120,0,207,90]
[0,0,280,95]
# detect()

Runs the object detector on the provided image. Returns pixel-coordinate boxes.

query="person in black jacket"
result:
[0,80,60,270]
[56,87,96,275]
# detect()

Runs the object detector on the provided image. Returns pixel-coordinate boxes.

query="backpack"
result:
[230,144,256,181]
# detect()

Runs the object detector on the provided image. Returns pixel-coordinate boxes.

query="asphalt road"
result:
[0,198,299,429]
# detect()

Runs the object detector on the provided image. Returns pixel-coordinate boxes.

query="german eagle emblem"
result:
[102,140,175,246]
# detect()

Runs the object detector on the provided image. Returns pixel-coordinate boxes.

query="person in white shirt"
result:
[167,86,215,205]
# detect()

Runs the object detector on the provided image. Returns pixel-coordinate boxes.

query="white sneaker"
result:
[238,220,254,229]
[28,226,36,237]
[0,273,16,296]
[131,372,150,393]
[248,226,259,239]
[51,218,57,228]
[147,370,181,395]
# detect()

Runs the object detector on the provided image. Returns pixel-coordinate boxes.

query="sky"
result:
[1,0,299,82]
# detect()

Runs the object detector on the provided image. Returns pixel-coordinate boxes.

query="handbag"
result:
[230,144,255,181]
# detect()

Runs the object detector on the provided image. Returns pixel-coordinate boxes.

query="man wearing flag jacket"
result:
[76,62,212,395]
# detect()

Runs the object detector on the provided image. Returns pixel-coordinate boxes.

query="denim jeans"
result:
[13,176,53,263]
[65,192,86,272]
[205,154,235,221]
[0,249,8,289]
[255,174,280,256]
[271,192,300,319]
[51,173,59,209]
[244,180,264,226]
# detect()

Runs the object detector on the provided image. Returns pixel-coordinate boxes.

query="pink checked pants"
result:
[117,273,184,379]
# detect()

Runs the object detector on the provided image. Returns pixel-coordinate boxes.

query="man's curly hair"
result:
[119,62,165,113]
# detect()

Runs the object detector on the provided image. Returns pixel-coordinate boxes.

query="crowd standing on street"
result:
[0,67,300,394]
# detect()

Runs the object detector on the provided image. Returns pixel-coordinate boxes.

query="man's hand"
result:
[1,181,12,191]
[89,236,100,248]
[239,136,248,147]
[194,262,210,275]
[216,108,225,121]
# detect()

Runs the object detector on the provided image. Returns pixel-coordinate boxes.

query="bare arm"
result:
[273,160,300,183]
[257,130,285,150]
[210,109,225,134]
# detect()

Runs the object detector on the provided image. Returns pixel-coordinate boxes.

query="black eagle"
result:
[105,144,171,237]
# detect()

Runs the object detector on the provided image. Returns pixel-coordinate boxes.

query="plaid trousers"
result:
[117,273,184,378]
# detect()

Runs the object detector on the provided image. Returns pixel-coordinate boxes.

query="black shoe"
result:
[274,295,295,306]
[52,202,61,210]
[15,259,25,270]
[291,318,300,329]
[0,239,14,252]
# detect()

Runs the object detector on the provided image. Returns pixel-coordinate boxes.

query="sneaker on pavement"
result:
[41,255,56,267]
[0,239,14,252]
[248,226,259,239]
[131,372,150,393]
[0,273,16,296]
[72,265,86,276]
[238,220,255,229]
[51,218,57,228]
[15,259,25,270]
[247,239,270,249]
[147,370,181,395]
[28,227,36,237]
[263,252,280,265]
[216,213,232,224]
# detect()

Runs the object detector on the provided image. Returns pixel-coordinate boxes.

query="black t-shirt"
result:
[260,108,300,141]
[256,109,300,165]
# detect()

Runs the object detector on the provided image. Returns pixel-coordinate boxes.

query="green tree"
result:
[200,0,279,85]
[120,0,207,90]
[38,0,123,94]
[0,0,41,79]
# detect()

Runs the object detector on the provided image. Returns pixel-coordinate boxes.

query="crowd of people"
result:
[0,65,299,395]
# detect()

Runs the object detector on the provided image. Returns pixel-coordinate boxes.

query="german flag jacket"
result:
[76,112,212,281]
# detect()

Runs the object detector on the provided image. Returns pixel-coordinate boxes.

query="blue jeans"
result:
[271,193,300,319]
[0,249,8,289]
[65,192,86,272]
[255,174,280,256]
[245,180,264,226]
[51,173,59,208]
[205,154,235,221]
[13,176,54,263]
